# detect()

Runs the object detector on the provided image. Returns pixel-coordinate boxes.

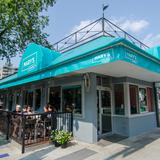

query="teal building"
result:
[0,18,160,143]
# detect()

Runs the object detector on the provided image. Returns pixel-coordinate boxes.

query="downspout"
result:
[153,82,160,127]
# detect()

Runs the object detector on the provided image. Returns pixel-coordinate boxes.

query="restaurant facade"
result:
[0,18,160,143]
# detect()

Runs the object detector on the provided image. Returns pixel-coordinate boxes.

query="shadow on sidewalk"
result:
[18,146,55,160]
[104,129,160,160]
[18,141,78,160]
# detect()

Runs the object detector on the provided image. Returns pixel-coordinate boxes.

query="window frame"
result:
[128,83,154,116]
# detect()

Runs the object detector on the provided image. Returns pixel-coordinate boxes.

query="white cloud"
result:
[71,20,93,33]
[113,18,149,33]
[143,34,160,47]
[70,18,149,35]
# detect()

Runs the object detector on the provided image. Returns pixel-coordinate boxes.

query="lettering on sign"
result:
[125,51,137,63]
[92,52,112,63]
[21,52,37,72]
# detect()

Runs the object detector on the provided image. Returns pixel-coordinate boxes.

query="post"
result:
[21,113,26,154]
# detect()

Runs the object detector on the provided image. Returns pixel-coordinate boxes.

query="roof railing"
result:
[53,17,149,53]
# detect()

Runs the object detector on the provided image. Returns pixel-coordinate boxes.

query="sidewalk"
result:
[1,129,160,160]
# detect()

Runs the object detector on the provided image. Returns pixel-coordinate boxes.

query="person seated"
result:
[43,104,49,113]
[27,105,33,114]
[41,104,49,121]
[23,105,28,113]
[13,104,21,113]
[48,105,57,112]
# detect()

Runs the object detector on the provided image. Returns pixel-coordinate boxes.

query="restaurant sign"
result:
[21,52,37,72]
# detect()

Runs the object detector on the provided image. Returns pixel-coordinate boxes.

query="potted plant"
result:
[54,130,72,148]
[50,130,61,147]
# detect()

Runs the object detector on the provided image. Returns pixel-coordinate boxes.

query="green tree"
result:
[0,0,56,60]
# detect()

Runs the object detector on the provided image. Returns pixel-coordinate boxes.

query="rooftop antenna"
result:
[102,3,109,33]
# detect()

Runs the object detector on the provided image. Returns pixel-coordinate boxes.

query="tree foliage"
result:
[0,0,56,60]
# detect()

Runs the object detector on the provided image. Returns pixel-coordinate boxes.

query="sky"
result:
[1,0,160,67]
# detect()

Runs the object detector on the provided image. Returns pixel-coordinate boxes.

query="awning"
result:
[1,36,160,89]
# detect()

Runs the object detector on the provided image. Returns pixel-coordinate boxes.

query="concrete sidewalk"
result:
[1,129,160,160]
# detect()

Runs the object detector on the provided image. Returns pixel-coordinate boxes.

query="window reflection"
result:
[63,86,82,114]
[139,88,147,112]
[49,87,61,111]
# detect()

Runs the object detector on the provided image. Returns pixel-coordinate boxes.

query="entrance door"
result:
[97,88,112,135]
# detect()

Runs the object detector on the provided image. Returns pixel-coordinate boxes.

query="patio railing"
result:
[0,110,73,153]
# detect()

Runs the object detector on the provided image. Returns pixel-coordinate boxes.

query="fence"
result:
[0,110,73,153]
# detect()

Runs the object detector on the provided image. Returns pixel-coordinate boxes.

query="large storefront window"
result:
[49,87,61,111]
[139,88,148,112]
[35,89,41,111]
[62,86,82,114]
[114,84,125,115]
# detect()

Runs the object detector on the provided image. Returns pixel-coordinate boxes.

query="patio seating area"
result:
[0,110,73,153]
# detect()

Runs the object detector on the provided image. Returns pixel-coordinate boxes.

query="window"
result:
[24,90,33,107]
[130,85,139,114]
[129,85,153,114]
[8,94,14,111]
[147,88,153,112]
[114,84,125,115]
[35,89,41,111]
[139,88,147,112]
[62,86,82,114]
[49,87,61,111]
[97,76,111,87]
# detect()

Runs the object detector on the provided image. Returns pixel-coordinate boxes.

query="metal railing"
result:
[0,110,73,153]
[53,17,149,53]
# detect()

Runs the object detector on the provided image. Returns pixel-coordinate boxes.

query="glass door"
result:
[97,88,112,135]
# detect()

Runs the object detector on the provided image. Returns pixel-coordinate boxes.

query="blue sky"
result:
[1,0,160,67]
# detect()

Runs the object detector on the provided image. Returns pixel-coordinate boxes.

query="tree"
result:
[0,0,56,60]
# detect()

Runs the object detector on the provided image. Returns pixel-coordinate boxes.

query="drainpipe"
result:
[153,82,160,127]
